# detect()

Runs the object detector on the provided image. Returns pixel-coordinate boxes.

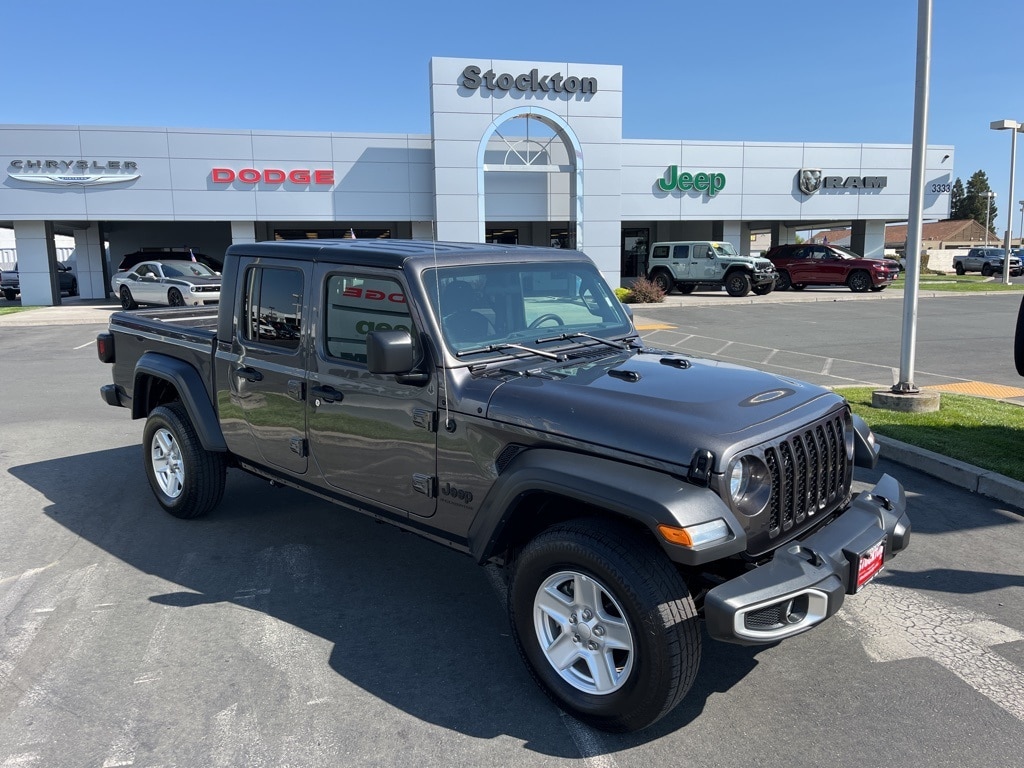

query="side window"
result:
[325,274,412,364]
[672,245,690,260]
[242,266,303,351]
[691,244,710,259]
[651,245,670,259]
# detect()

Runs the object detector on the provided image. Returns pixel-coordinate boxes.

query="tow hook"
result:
[787,544,823,568]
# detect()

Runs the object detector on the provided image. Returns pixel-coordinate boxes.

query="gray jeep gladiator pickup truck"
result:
[97,239,910,732]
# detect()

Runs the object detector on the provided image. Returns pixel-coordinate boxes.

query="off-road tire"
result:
[982,263,994,277]
[2,288,16,301]
[775,270,792,291]
[143,402,226,519]
[120,286,137,309]
[651,271,674,294]
[725,271,751,297]
[955,262,966,276]
[847,270,872,292]
[508,520,701,733]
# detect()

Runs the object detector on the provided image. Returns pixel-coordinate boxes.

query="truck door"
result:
[671,244,691,279]
[691,243,719,280]
[220,259,310,475]
[306,265,437,518]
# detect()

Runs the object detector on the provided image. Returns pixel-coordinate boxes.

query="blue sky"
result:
[5,0,1023,233]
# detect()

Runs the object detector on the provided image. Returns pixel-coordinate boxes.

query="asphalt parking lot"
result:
[1,298,1023,767]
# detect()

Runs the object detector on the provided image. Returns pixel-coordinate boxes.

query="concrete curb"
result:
[876,435,1024,514]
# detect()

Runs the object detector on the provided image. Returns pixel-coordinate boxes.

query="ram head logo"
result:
[798,168,823,195]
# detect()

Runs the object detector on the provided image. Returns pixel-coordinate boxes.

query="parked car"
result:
[1,262,79,301]
[954,247,1023,277]
[116,249,222,273]
[111,260,221,309]
[763,244,900,292]
[645,240,777,297]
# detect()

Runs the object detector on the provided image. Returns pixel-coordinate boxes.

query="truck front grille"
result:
[748,412,851,556]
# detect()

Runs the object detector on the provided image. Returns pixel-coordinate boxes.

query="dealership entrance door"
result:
[486,222,575,248]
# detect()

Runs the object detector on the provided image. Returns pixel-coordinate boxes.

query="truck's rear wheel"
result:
[508,520,700,733]
[955,262,966,275]
[725,271,752,297]
[143,402,226,519]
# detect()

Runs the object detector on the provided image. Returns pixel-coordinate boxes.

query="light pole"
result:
[990,119,1023,285]
[984,191,996,245]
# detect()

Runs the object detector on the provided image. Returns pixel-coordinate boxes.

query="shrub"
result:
[613,287,631,302]
[622,277,665,304]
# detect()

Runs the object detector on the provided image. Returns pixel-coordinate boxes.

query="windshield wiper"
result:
[455,342,566,361]
[534,332,633,350]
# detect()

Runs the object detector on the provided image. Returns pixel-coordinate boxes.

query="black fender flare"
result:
[1015,295,1024,377]
[468,449,746,566]
[132,352,227,452]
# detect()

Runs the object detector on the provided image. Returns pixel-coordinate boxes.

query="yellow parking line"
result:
[634,322,676,330]
[920,381,1024,399]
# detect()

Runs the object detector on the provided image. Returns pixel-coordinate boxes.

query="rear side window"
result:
[324,274,413,365]
[242,266,303,351]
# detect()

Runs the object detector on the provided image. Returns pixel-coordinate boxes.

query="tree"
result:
[962,170,998,233]
[950,177,966,219]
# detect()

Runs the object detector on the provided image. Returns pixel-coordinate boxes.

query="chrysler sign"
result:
[8,159,140,186]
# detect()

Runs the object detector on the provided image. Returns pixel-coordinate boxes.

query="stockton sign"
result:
[461,65,598,94]
[657,165,726,197]
[8,159,140,186]
[211,168,335,185]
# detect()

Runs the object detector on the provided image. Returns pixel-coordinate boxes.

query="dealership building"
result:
[1,56,954,306]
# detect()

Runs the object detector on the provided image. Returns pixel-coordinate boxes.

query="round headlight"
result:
[727,455,771,516]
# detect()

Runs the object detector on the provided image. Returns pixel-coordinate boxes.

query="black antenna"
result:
[431,222,453,432]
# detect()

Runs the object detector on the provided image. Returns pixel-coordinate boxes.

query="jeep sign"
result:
[657,166,726,197]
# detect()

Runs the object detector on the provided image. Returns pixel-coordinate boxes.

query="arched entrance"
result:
[476,107,584,250]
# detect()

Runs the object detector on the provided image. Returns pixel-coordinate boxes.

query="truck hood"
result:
[483,350,841,467]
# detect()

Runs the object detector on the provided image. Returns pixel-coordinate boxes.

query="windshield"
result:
[711,242,738,257]
[161,261,217,278]
[828,246,858,259]
[423,262,633,356]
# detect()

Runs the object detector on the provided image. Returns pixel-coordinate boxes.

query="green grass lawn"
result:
[890,273,1024,292]
[836,387,1024,483]
[0,306,32,316]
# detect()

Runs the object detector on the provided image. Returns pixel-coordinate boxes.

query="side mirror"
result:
[366,330,428,384]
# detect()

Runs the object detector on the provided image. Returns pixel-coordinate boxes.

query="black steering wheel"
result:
[528,313,564,329]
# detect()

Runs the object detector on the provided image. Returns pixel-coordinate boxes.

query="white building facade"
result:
[1,56,954,305]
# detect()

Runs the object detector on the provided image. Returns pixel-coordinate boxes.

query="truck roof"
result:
[225,239,589,270]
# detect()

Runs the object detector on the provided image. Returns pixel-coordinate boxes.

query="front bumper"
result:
[704,473,910,645]
[751,270,778,287]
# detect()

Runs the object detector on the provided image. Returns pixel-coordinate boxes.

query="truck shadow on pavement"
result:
[13,446,764,754]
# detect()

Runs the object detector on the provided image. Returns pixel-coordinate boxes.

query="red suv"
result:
[764,244,900,292]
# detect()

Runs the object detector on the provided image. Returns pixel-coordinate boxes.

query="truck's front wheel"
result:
[508,520,700,733]
[725,271,752,297]
[143,403,226,519]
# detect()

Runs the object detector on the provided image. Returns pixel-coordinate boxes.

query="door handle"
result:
[310,385,343,405]
[235,366,263,382]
